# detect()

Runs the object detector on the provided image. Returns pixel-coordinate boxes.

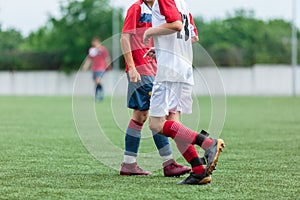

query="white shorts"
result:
[150,82,193,117]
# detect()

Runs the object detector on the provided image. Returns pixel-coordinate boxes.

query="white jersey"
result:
[152,0,198,85]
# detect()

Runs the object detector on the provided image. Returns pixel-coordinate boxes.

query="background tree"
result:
[0,27,23,51]
[21,0,123,71]
[0,5,299,71]
[194,10,296,67]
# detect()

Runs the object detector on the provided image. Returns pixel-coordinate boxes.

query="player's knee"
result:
[95,78,102,85]
[149,121,162,133]
[133,110,148,124]
[136,116,147,124]
[142,112,148,122]
[149,117,164,133]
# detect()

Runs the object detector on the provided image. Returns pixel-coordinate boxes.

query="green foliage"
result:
[0,28,23,51]
[21,0,123,71]
[0,6,299,70]
[0,27,63,71]
[195,10,296,67]
[0,51,63,71]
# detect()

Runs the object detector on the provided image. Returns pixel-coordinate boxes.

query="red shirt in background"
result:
[88,46,110,72]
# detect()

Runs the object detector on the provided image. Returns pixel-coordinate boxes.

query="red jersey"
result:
[122,0,157,76]
[88,46,110,72]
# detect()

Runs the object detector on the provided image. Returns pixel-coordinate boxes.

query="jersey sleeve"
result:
[189,13,198,37]
[122,4,141,34]
[158,0,182,23]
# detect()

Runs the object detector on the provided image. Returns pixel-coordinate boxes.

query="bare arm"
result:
[143,20,183,44]
[105,54,112,71]
[120,33,141,82]
[120,33,135,70]
[82,57,92,71]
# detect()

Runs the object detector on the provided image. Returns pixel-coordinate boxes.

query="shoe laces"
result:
[169,162,181,169]
[135,165,145,172]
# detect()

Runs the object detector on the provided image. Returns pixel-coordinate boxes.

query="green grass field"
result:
[0,96,299,199]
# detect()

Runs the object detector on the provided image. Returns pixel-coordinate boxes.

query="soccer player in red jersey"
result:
[120,0,190,177]
[83,37,111,102]
[143,0,225,184]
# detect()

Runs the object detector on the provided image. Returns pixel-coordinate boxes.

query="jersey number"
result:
[177,13,189,41]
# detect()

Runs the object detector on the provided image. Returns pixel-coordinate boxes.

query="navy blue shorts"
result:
[127,75,154,111]
[93,71,105,80]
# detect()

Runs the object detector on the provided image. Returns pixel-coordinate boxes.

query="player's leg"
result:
[93,71,104,102]
[148,82,202,148]
[161,120,225,178]
[121,75,152,176]
[95,77,102,93]
[122,108,190,177]
[166,112,205,178]
[149,82,224,184]
[170,82,225,177]
[149,116,211,184]
[150,115,225,183]
[133,76,190,177]
[152,112,191,177]
[155,112,190,177]
[120,109,152,176]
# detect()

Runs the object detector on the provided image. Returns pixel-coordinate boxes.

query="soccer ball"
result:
[89,47,98,57]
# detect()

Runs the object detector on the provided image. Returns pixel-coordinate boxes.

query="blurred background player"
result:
[83,37,111,102]
[120,0,190,177]
[143,0,225,185]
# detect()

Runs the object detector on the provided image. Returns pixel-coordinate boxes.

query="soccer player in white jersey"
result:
[143,0,225,185]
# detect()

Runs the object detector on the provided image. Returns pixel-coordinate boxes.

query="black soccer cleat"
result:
[204,139,225,176]
[177,172,211,185]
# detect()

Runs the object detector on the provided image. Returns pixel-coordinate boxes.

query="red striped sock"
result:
[128,119,143,131]
[172,128,205,175]
[201,138,214,150]
[163,120,198,144]
[192,165,205,175]
[180,145,198,163]
[181,146,205,175]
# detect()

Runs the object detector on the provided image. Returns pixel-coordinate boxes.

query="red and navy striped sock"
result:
[163,120,214,150]
[124,119,143,159]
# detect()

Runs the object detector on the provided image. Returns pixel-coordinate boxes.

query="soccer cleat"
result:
[204,139,225,176]
[120,162,152,176]
[163,159,191,177]
[177,172,211,185]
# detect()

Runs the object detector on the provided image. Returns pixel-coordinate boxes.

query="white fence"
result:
[0,65,299,96]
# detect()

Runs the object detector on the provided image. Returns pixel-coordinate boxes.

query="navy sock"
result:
[152,131,172,157]
[96,84,102,95]
[124,120,142,157]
